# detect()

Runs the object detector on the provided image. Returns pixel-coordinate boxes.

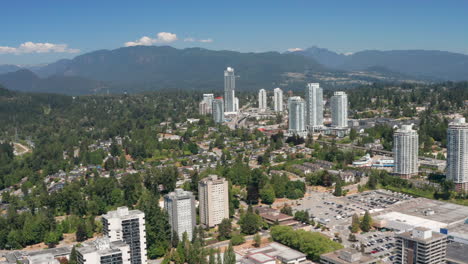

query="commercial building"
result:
[102,207,147,264]
[241,242,307,264]
[198,175,229,227]
[393,124,419,178]
[330,91,348,128]
[258,89,267,111]
[212,97,225,123]
[395,227,447,264]
[164,189,196,241]
[305,83,323,131]
[274,87,283,112]
[288,96,306,136]
[76,238,131,264]
[224,67,236,112]
[447,118,468,192]
[320,248,378,264]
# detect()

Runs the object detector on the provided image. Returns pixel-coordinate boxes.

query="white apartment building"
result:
[198,175,229,227]
[288,96,306,136]
[224,67,236,112]
[212,97,225,123]
[102,207,147,264]
[258,89,267,111]
[330,91,348,128]
[199,94,214,115]
[273,88,283,112]
[447,118,468,192]
[393,124,419,178]
[305,83,323,131]
[77,238,131,264]
[164,189,196,241]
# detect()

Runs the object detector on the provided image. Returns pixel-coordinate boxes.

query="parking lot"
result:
[357,231,397,262]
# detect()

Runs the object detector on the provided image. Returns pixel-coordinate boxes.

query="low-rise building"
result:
[77,238,131,264]
[320,248,378,264]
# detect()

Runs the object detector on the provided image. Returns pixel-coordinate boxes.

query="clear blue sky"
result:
[1,0,467,64]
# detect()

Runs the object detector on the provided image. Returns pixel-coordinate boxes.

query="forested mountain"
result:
[0,64,22,74]
[295,47,468,81]
[0,69,106,95]
[0,46,324,94]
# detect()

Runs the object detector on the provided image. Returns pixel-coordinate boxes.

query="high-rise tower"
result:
[447,118,468,192]
[305,83,323,130]
[224,67,236,112]
[273,88,283,112]
[198,175,229,227]
[393,125,419,178]
[164,189,196,241]
[288,96,306,136]
[258,89,267,111]
[212,97,225,123]
[331,91,348,128]
[102,207,147,264]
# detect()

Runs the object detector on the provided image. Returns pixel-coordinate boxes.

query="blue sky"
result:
[1,0,467,64]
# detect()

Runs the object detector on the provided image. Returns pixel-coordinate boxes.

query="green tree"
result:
[218,218,232,240]
[69,246,78,264]
[333,181,343,197]
[260,184,275,204]
[350,214,360,233]
[360,211,372,232]
[253,233,262,247]
[223,243,236,264]
[76,222,87,242]
[239,207,261,235]
[230,234,245,246]
[44,232,59,248]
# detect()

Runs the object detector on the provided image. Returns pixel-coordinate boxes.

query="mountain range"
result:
[0,46,323,95]
[0,45,467,95]
[294,46,468,81]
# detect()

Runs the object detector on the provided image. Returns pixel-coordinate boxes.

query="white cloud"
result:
[183,37,213,43]
[0,42,80,54]
[199,38,213,43]
[287,48,303,52]
[343,52,354,56]
[125,32,178,47]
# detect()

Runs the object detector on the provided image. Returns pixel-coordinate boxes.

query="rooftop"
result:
[102,206,144,220]
[446,242,468,264]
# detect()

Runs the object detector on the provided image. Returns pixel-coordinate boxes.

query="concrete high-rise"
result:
[447,118,468,192]
[258,89,267,111]
[395,227,447,264]
[164,189,196,241]
[224,67,236,112]
[198,175,229,227]
[394,125,419,178]
[288,96,306,136]
[305,83,323,130]
[102,207,147,264]
[212,97,225,123]
[331,91,348,128]
[77,238,131,264]
[199,101,210,115]
[273,88,283,112]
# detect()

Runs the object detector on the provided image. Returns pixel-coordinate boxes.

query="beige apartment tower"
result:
[198,175,229,227]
